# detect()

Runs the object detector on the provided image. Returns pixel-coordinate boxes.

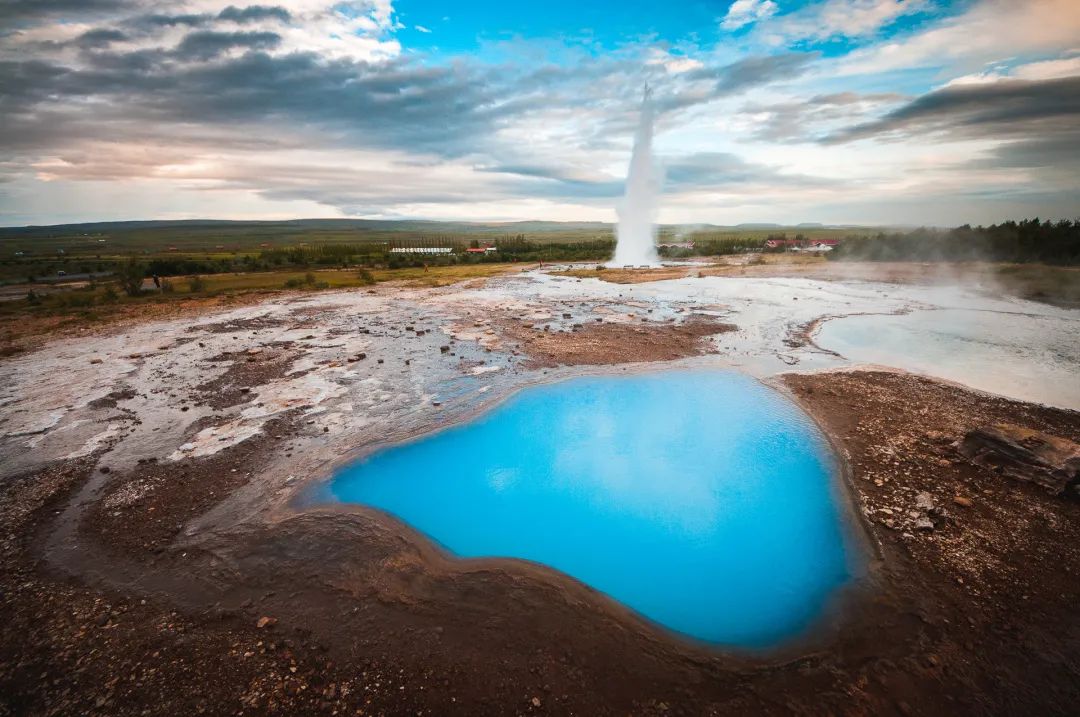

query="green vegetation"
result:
[829,219,1080,265]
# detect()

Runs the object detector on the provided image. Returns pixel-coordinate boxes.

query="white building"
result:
[389,247,453,254]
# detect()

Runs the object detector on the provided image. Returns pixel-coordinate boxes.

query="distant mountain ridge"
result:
[0,218,882,238]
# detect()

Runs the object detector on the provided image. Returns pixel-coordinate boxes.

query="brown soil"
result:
[0,292,284,357]
[195,345,303,409]
[506,315,737,368]
[191,314,291,334]
[553,267,693,283]
[85,412,303,553]
[3,369,1080,715]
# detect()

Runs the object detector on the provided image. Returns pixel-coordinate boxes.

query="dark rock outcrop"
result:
[958,424,1080,496]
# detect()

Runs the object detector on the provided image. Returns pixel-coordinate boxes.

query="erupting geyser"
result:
[610,85,660,267]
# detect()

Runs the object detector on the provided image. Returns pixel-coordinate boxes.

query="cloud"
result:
[945,56,1080,88]
[663,151,841,190]
[73,28,129,50]
[173,30,283,59]
[216,5,292,24]
[720,0,777,31]
[742,91,906,142]
[0,0,1077,225]
[829,75,1080,144]
[757,0,927,44]
[689,52,820,95]
[834,0,1080,77]
[414,25,431,34]
[0,0,133,23]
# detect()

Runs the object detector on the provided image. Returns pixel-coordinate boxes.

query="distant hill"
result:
[0,218,616,239]
[0,219,888,259]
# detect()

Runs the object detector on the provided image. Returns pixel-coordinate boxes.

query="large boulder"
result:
[958,424,1080,497]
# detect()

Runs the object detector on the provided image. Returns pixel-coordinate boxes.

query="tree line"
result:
[828,219,1080,265]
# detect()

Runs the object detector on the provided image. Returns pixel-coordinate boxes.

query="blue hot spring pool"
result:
[325,371,858,648]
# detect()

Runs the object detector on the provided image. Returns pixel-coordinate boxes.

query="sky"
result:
[0,0,1078,227]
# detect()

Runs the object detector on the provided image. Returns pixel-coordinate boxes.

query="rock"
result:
[958,424,1080,496]
[90,358,103,364]
[953,495,973,507]
[440,345,450,353]
[99,466,111,474]
[914,492,935,511]
[531,697,542,708]
[256,616,276,629]
[914,517,935,531]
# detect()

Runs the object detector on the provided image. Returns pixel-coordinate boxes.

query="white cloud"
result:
[415,25,432,33]
[943,54,1080,88]
[757,0,927,45]
[721,0,778,31]
[835,0,1080,77]
[645,48,704,74]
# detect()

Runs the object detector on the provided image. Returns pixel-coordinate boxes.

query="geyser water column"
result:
[610,85,660,267]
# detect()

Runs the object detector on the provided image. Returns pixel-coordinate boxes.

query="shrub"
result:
[118,258,146,297]
[160,279,175,293]
[188,275,207,293]
[356,268,376,285]
[283,278,304,289]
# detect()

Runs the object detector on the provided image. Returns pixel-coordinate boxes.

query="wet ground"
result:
[2,264,1079,715]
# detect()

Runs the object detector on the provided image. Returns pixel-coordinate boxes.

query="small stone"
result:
[90,358,103,364]
[914,492,935,511]
[99,466,111,474]
[256,616,276,629]
[953,495,973,507]
[914,517,935,531]
[440,345,450,353]
[531,697,541,708]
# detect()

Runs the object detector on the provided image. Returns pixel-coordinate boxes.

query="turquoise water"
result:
[327,371,856,647]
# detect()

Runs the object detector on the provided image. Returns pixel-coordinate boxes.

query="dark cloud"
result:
[689,52,820,95]
[0,0,132,23]
[174,30,283,60]
[217,5,292,24]
[741,91,906,142]
[74,28,128,50]
[828,76,1080,143]
[0,46,506,158]
[127,13,210,30]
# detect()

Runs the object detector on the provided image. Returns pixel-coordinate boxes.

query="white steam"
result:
[610,86,661,267]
